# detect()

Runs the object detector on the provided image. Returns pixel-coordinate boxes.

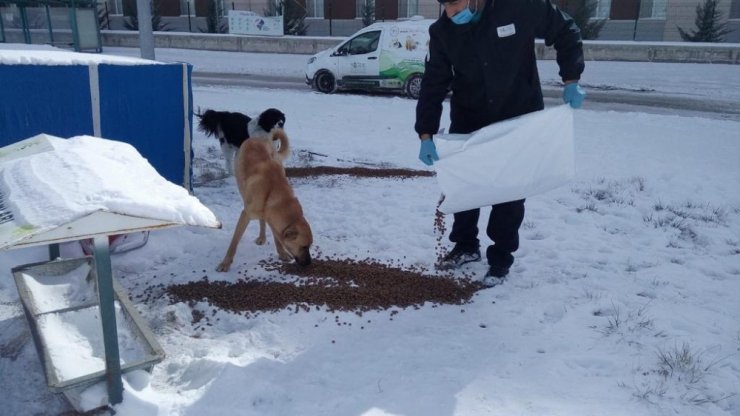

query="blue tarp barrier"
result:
[0,65,94,140]
[0,60,193,189]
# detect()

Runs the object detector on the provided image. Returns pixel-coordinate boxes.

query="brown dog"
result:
[216,129,313,272]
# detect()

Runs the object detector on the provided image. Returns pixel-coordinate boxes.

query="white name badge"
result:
[497,23,516,38]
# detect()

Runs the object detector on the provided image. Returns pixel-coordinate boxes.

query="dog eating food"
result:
[216,128,312,272]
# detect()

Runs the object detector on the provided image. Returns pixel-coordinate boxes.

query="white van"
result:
[305,17,433,99]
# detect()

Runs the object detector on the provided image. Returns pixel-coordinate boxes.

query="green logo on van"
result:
[379,52,424,82]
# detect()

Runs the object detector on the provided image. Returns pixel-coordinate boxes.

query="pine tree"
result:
[362,0,376,27]
[678,0,733,42]
[200,0,228,33]
[97,2,111,30]
[561,0,605,40]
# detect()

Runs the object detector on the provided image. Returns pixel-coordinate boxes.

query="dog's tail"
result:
[270,128,290,162]
[194,107,217,137]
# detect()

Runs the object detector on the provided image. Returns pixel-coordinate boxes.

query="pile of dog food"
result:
[166,256,483,317]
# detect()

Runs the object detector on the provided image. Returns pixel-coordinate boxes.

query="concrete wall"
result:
[303,18,364,37]
[554,40,739,64]
[3,28,739,64]
[599,19,668,41]
[101,30,345,54]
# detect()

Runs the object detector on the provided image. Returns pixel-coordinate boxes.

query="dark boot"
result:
[437,243,481,270]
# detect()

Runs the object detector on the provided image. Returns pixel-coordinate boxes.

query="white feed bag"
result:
[434,105,575,214]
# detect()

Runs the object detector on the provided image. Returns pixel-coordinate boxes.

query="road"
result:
[191,71,740,121]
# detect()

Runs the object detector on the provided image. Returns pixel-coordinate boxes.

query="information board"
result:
[228,10,283,36]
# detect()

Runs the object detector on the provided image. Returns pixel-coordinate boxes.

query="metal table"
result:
[2,211,186,406]
[0,134,220,409]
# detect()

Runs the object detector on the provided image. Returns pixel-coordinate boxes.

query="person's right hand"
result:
[563,82,586,108]
[418,138,439,166]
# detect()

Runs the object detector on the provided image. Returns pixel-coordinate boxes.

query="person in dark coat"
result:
[415,0,586,284]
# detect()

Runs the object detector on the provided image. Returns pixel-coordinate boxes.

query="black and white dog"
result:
[196,108,286,174]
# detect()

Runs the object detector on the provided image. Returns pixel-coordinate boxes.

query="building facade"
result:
[2,0,738,42]
[145,0,740,42]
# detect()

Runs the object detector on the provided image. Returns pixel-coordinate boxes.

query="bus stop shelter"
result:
[0,0,102,52]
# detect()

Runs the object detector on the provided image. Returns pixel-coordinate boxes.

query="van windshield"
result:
[337,30,381,56]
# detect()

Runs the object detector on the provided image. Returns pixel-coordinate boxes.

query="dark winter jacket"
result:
[415,0,584,136]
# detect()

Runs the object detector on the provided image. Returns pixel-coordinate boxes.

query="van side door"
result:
[335,30,382,88]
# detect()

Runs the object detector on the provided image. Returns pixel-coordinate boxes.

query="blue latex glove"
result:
[563,83,586,108]
[418,138,439,166]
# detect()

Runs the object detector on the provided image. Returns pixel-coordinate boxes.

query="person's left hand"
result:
[563,82,586,109]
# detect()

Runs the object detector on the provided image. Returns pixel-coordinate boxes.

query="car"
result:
[305,16,433,99]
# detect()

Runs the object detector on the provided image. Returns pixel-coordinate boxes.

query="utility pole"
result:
[136,0,155,59]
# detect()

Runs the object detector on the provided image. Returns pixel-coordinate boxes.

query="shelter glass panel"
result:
[75,8,101,51]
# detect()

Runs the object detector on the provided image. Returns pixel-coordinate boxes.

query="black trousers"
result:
[449,199,525,268]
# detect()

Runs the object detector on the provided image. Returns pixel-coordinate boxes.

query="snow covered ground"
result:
[0,45,739,415]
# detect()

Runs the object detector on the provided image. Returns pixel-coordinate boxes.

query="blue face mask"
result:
[450,5,479,25]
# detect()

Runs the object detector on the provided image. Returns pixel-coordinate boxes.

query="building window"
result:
[324,0,355,18]
[398,0,418,18]
[354,0,413,19]
[609,0,639,20]
[593,0,611,18]
[730,0,740,19]
[194,0,225,17]
[180,0,190,16]
[307,0,324,17]
[550,1,609,18]
[375,0,398,20]
[639,0,666,18]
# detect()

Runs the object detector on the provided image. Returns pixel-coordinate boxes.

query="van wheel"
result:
[314,71,337,94]
[404,73,423,99]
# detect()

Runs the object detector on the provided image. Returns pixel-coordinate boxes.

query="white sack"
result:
[434,105,575,214]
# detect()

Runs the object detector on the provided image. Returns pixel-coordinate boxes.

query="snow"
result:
[0,45,158,66]
[0,44,739,416]
[38,302,147,383]
[15,258,155,392]
[0,134,220,230]
[19,261,94,314]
